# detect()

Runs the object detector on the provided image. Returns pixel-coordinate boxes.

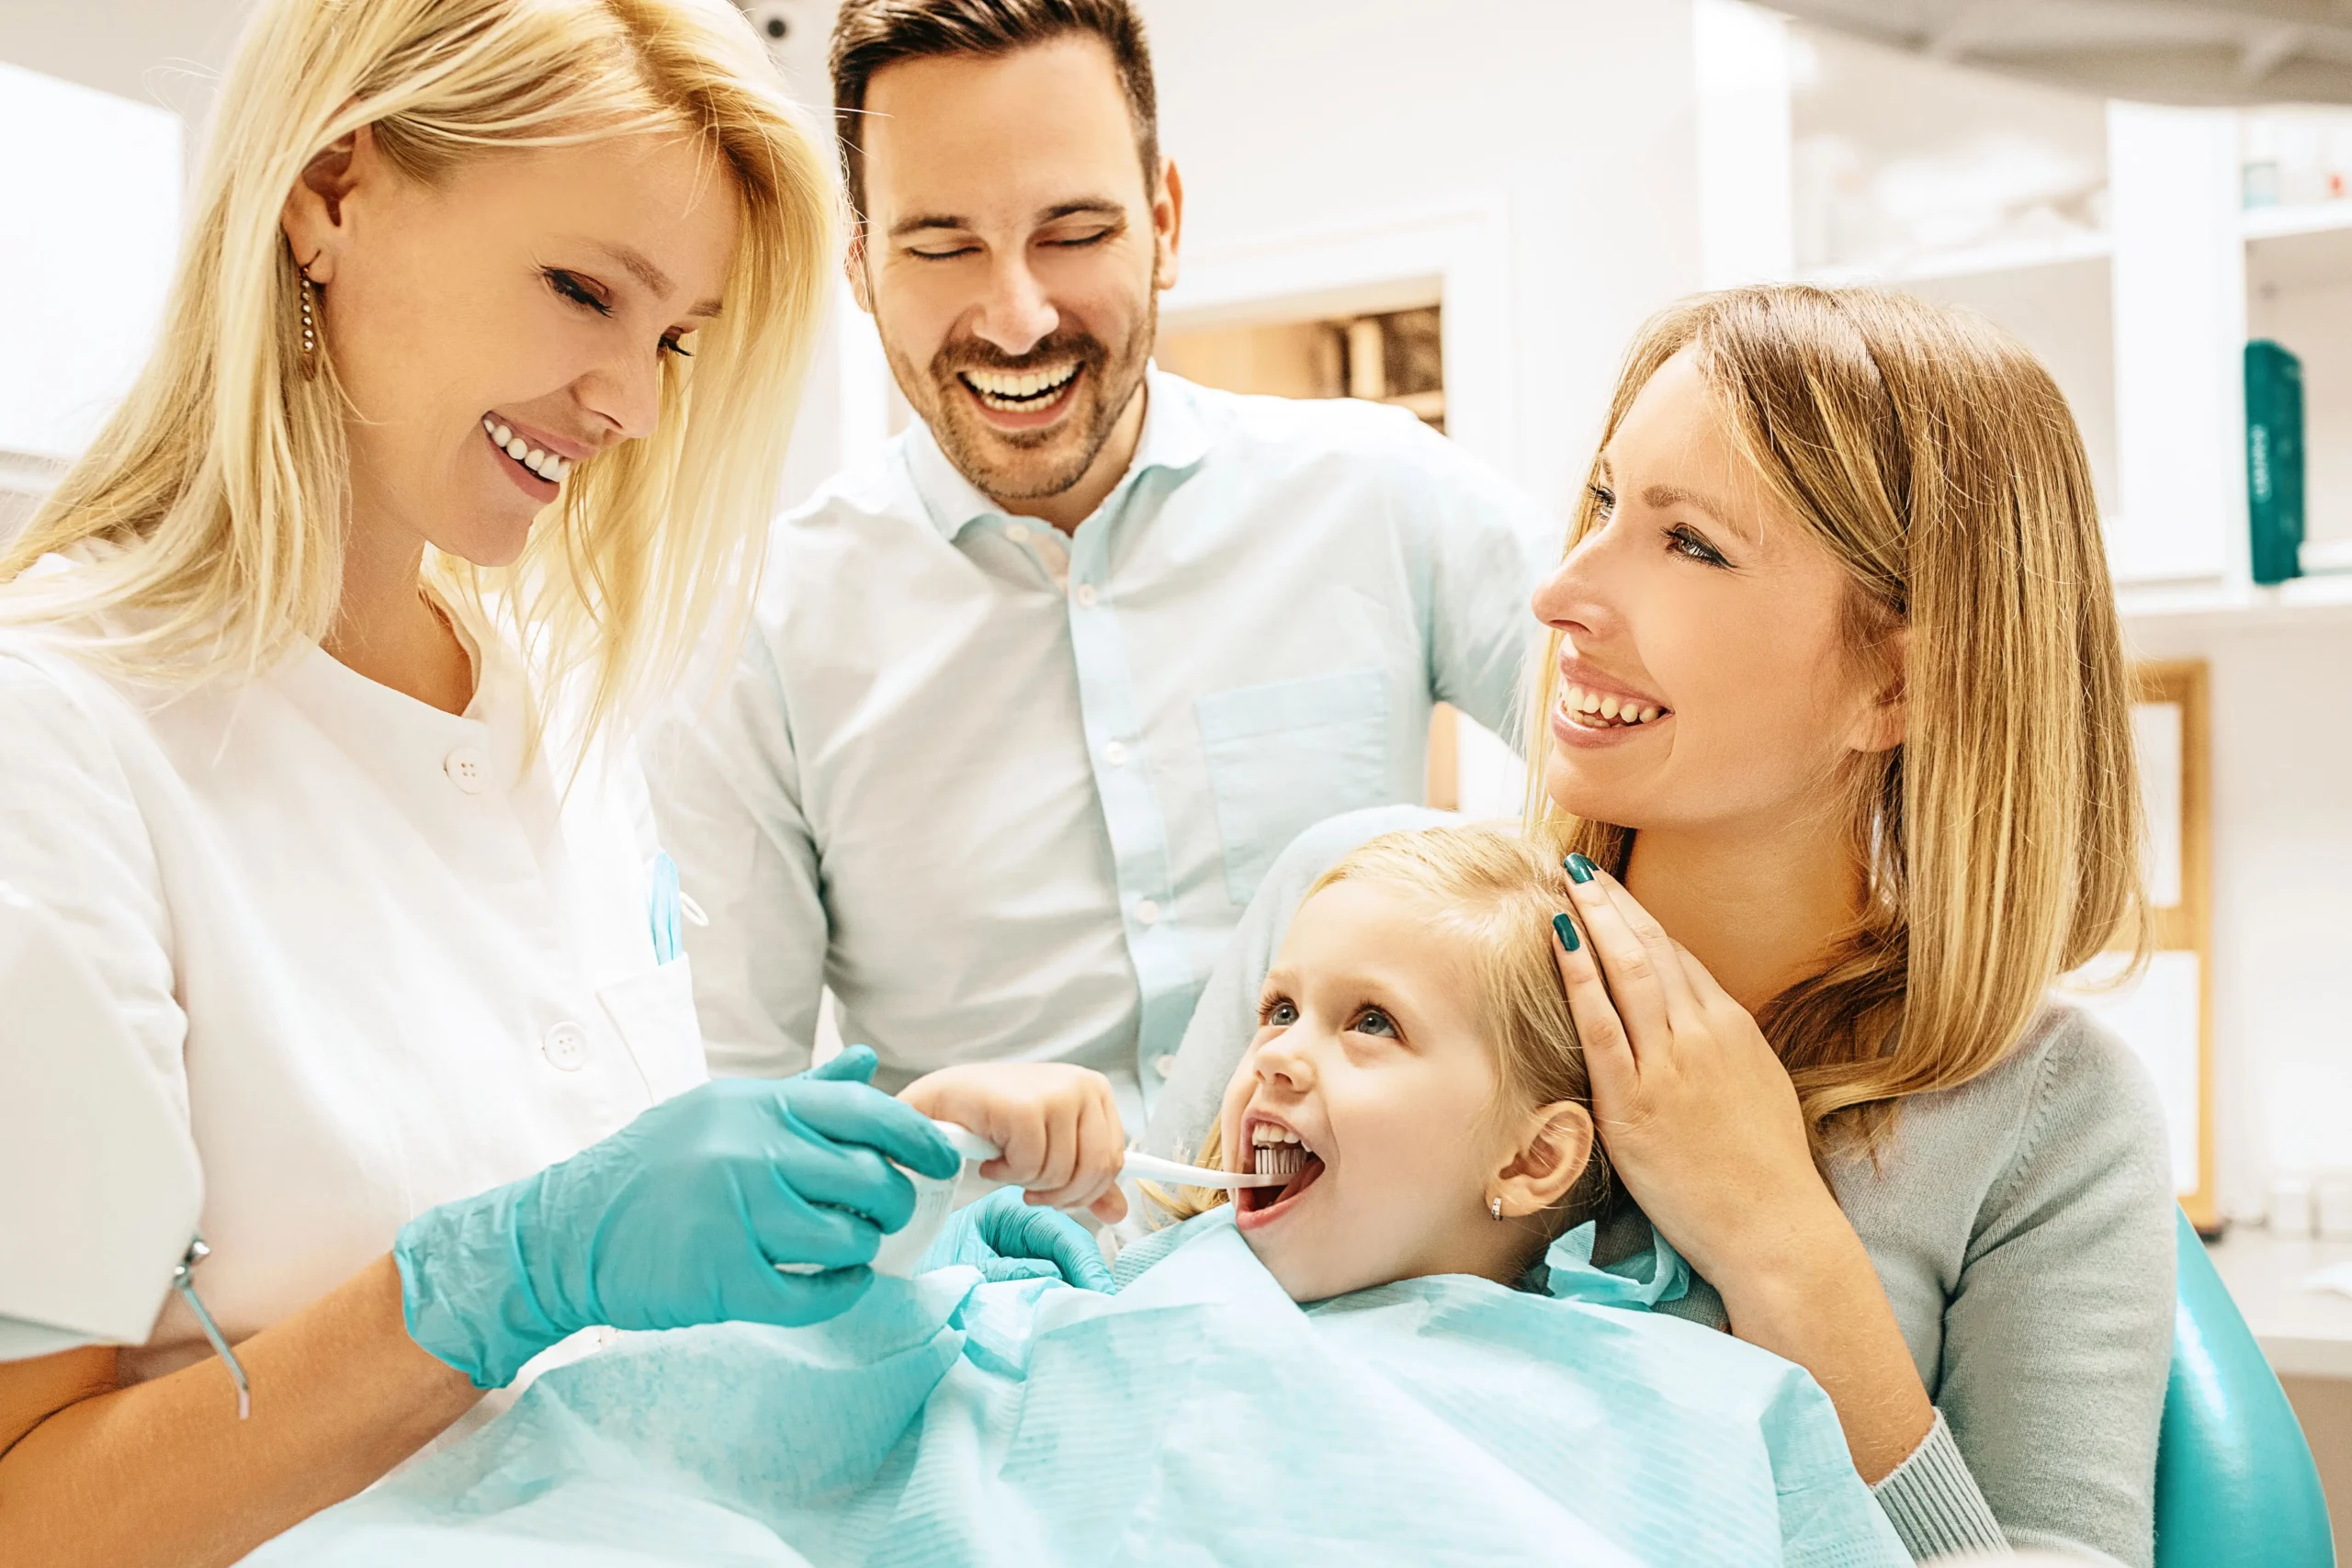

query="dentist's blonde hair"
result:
[1528,286,2143,1158]
[0,0,831,747]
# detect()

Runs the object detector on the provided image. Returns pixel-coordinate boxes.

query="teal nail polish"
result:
[1565,853,1597,885]
[1553,913,1580,953]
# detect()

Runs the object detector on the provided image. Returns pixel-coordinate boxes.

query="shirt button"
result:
[1006,523,1031,544]
[1136,898,1160,926]
[1103,740,1128,767]
[542,1021,588,1071]
[1154,1055,1176,1080]
[443,745,488,795]
[1074,583,1098,608]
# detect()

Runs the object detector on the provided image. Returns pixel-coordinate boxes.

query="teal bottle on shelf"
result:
[2245,340,2305,586]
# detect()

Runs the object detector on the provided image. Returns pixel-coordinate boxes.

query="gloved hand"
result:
[921,1185,1115,1292]
[395,1046,958,1388]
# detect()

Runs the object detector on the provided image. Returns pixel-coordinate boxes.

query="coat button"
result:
[1006,523,1031,544]
[542,1021,587,1071]
[444,745,488,794]
[1103,740,1127,767]
[1154,1055,1176,1080]
[1073,583,1098,608]
[1136,898,1160,926]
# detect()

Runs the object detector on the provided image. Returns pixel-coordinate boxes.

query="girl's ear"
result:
[1491,1101,1594,1220]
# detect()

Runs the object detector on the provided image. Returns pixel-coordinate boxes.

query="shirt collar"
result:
[902,364,1212,544]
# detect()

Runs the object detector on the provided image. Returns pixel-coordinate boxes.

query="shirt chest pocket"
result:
[595,957,707,1104]
[1195,670,1394,908]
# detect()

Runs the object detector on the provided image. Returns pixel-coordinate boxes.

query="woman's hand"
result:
[395,1045,959,1390]
[900,1063,1129,1224]
[1549,859,1841,1286]
[1551,858,1935,1482]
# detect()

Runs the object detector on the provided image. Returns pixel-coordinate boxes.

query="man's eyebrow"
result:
[888,198,1127,240]
[888,212,972,238]
[1037,198,1125,223]
[578,239,723,319]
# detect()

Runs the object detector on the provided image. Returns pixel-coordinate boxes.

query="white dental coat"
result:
[0,582,705,1383]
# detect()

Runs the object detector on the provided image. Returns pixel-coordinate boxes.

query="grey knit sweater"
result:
[1141,806,2177,1566]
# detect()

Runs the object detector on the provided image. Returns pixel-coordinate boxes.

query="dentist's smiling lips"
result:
[481,412,587,500]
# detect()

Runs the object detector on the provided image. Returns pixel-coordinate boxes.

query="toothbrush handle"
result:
[1119,1151,1286,1190]
[922,1120,1284,1190]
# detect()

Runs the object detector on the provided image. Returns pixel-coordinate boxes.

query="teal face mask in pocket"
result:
[1194,670,1394,908]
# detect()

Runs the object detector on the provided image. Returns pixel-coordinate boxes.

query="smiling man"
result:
[646,0,1555,1125]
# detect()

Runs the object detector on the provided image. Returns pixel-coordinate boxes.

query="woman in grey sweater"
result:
[1145,287,2174,1566]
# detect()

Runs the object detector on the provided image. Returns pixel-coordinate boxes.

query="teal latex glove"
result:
[921,1184,1115,1292]
[394,1046,958,1388]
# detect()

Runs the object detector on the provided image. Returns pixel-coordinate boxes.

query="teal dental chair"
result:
[2154,1208,2335,1566]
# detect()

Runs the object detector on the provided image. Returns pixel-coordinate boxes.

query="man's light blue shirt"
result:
[644,369,1554,1124]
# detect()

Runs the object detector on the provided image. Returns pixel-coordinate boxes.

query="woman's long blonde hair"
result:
[1154,827,1610,1249]
[0,0,832,748]
[1529,286,2143,1157]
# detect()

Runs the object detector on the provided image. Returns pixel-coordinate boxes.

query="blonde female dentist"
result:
[0,3,961,1564]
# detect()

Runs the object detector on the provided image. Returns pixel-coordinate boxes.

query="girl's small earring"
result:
[298,264,320,381]
[1489,1196,1503,1222]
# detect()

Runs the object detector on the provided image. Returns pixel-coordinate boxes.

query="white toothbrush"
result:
[929,1119,1286,1190]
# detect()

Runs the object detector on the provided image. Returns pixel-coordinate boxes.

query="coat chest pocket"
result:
[596,957,706,1104]
[1195,670,1393,908]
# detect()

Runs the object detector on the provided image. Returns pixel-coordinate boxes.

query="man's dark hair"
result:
[829,0,1159,226]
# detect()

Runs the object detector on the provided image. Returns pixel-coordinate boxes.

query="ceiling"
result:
[1770,0,2352,103]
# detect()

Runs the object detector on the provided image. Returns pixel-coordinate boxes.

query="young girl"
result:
[255,828,1908,1567]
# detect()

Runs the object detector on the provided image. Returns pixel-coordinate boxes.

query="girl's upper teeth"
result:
[1250,1122,1304,1147]
[1561,683,1662,726]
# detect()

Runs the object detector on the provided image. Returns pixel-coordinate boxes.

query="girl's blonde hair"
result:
[0,0,832,749]
[1155,827,1609,1249]
[1528,286,2143,1157]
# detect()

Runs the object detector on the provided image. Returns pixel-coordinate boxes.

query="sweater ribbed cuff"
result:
[1871,1408,2009,1562]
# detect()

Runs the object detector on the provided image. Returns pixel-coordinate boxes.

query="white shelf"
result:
[2243,201,2352,243]
[2118,573,2352,628]
[2206,1225,2352,1381]
[1800,230,2111,288]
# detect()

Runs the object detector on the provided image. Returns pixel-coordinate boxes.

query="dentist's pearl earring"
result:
[1489,1196,1503,1222]
[297,258,321,380]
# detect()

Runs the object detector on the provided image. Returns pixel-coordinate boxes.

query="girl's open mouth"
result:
[1235,1119,1326,1231]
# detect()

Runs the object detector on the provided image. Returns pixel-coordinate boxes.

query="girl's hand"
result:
[1548,861,1843,1287]
[900,1064,1129,1224]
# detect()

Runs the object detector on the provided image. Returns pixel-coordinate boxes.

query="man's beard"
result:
[894,299,1157,503]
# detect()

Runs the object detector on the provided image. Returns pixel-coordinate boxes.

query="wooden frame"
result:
[2137,660,2218,1232]
[2055,658,2215,1230]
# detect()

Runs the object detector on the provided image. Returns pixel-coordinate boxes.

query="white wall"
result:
[2124,617,2352,1217]
[0,64,182,461]
[0,0,247,157]
[1136,0,1704,515]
